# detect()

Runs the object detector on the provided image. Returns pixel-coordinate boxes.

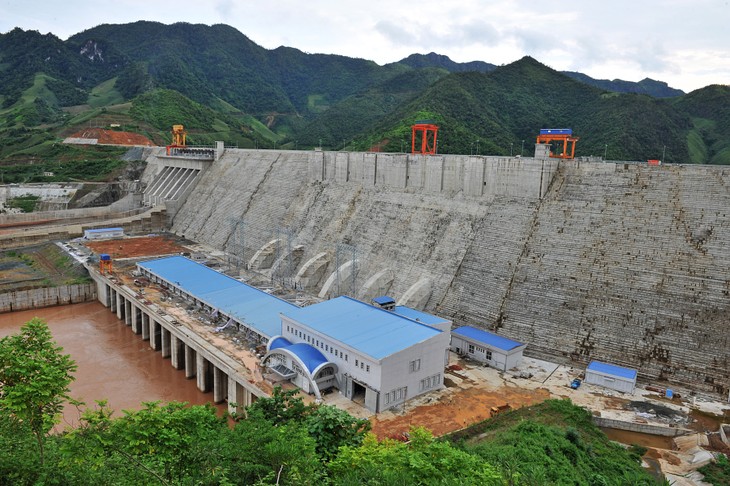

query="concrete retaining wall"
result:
[593,416,691,437]
[0,206,166,250]
[308,151,559,200]
[0,205,147,225]
[0,283,97,313]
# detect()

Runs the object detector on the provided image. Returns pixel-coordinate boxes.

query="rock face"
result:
[160,149,730,396]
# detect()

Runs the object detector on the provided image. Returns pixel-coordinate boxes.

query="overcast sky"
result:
[1,0,728,93]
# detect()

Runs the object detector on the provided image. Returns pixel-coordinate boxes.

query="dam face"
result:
[145,149,730,397]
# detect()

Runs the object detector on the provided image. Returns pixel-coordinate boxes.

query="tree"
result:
[305,405,371,460]
[328,427,503,485]
[0,317,76,464]
[245,386,312,424]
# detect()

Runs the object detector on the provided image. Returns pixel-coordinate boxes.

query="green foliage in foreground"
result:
[329,427,502,485]
[0,319,667,485]
[460,399,665,485]
[0,318,77,465]
[699,453,730,485]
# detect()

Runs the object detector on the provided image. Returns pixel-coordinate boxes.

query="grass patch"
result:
[88,78,125,108]
[6,194,40,212]
[699,453,730,485]
[307,93,330,113]
[446,399,663,485]
[687,129,708,163]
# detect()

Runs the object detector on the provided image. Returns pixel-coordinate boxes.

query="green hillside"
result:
[0,21,728,180]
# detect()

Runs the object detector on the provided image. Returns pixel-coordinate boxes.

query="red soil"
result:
[84,236,184,259]
[69,128,154,146]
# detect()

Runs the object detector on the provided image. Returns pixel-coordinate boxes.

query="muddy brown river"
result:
[0,302,225,428]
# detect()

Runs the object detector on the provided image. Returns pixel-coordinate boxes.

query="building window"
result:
[366,365,370,372]
[360,362,364,369]
[468,344,475,354]
[409,359,421,373]
[476,345,485,353]
[420,373,442,391]
[355,359,359,367]
[485,350,492,361]
[385,386,408,405]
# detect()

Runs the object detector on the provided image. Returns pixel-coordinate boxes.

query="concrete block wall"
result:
[592,417,690,437]
[491,163,730,394]
[0,283,96,313]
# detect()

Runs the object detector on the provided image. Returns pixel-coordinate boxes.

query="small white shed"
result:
[450,326,526,371]
[584,361,637,394]
[84,227,124,240]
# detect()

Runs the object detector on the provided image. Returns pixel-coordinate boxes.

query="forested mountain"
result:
[562,72,685,98]
[1,20,728,174]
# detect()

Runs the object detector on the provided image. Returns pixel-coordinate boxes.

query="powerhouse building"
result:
[137,255,451,412]
[267,296,451,412]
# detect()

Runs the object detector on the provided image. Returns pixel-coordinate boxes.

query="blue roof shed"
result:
[587,361,637,380]
[451,326,523,351]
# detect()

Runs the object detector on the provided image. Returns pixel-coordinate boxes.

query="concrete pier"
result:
[91,273,268,415]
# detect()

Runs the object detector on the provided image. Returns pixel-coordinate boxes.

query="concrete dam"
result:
[141,148,730,397]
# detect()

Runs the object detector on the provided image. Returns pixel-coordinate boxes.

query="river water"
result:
[0,302,225,428]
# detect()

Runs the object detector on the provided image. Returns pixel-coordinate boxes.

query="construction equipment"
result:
[171,124,186,146]
[99,253,113,274]
[536,128,579,159]
[490,404,512,417]
[166,125,187,156]
[411,121,439,155]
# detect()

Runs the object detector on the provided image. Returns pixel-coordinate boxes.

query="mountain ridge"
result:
[0,21,728,173]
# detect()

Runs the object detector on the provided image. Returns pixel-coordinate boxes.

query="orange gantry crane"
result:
[411,122,439,155]
[536,128,579,159]
[166,124,187,155]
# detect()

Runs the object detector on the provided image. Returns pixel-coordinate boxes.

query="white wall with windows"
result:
[450,326,526,371]
[279,298,451,413]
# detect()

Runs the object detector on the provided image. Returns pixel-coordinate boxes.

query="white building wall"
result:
[450,335,525,371]
[585,370,635,394]
[378,331,450,411]
[504,350,525,371]
[281,316,383,391]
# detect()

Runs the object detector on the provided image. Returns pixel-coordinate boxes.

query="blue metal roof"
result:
[372,296,395,305]
[452,326,523,351]
[587,361,637,380]
[86,227,123,233]
[282,296,442,360]
[394,306,449,326]
[540,128,572,135]
[269,336,292,350]
[286,343,328,374]
[138,256,299,338]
